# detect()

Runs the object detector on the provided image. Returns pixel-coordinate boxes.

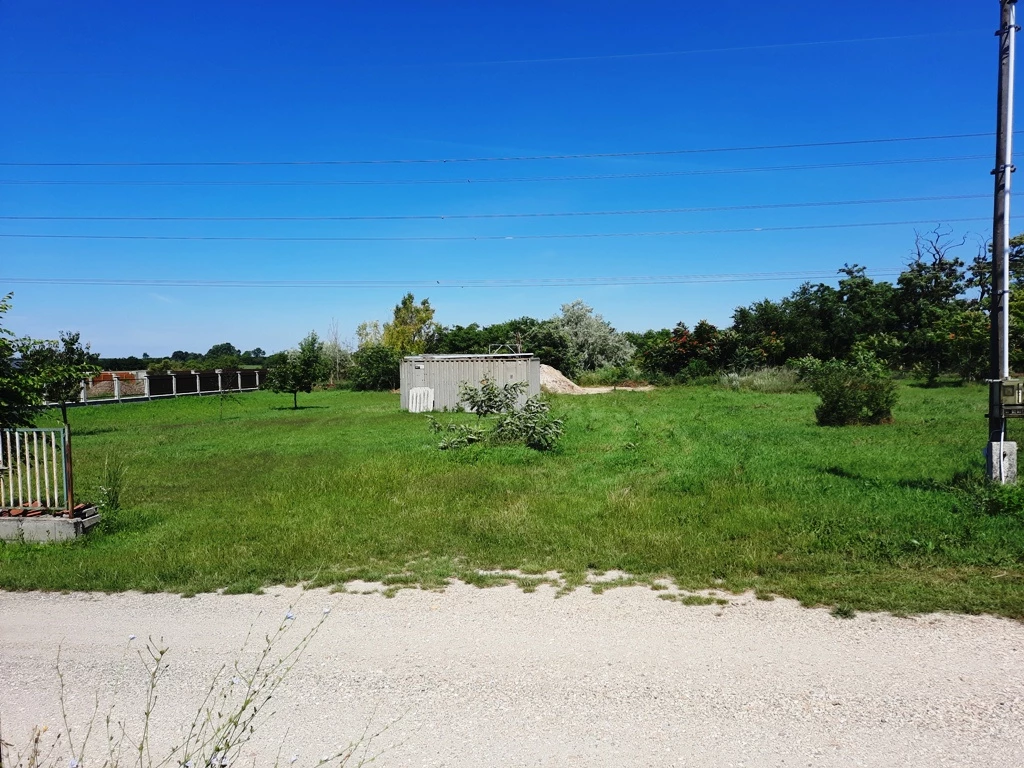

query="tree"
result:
[522,320,581,379]
[27,331,101,426]
[381,293,438,354]
[0,293,46,430]
[350,344,401,391]
[355,320,383,349]
[206,342,240,359]
[552,300,634,371]
[895,228,972,380]
[265,332,330,409]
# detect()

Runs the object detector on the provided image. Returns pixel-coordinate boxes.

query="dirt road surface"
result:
[1,584,1022,767]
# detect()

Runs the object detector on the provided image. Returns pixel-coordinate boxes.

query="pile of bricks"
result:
[0,501,95,519]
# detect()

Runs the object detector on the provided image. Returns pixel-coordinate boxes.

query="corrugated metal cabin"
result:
[400,353,541,412]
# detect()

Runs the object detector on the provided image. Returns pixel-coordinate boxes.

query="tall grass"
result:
[1,384,1022,616]
[719,367,806,393]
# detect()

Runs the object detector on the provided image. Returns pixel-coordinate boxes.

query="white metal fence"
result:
[0,428,68,511]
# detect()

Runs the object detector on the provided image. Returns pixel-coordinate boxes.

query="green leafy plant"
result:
[791,351,898,426]
[427,417,486,450]
[428,379,564,451]
[491,396,564,451]
[349,344,401,391]
[458,378,526,417]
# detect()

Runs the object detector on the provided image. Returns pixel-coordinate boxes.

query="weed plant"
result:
[0,609,382,768]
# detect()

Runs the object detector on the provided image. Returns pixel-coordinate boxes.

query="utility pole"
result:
[989,0,1019,483]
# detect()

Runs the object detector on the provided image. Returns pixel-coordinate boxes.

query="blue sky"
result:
[0,1,1012,356]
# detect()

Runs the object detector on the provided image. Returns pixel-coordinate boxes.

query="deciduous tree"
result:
[266,332,330,409]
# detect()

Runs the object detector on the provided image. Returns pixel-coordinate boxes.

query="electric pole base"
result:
[987,441,1018,484]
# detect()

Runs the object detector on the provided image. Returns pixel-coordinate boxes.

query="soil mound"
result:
[540,364,587,394]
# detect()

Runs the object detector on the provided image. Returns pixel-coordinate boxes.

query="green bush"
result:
[791,352,898,426]
[492,396,565,450]
[350,344,401,391]
[575,365,649,387]
[458,378,526,416]
[428,379,564,451]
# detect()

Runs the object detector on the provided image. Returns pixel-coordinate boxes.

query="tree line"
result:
[338,228,1018,390]
[4,227,1020,420]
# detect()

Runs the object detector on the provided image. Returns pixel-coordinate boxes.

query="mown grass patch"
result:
[1,384,1022,617]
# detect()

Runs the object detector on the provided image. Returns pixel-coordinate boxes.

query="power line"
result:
[0,195,990,222]
[0,155,990,187]
[0,133,1002,167]
[0,269,905,290]
[0,30,985,76]
[0,216,1012,242]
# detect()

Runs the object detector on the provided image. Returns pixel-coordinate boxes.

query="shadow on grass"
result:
[907,379,967,389]
[821,465,865,480]
[270,405,330,411]
[74,426,117,436]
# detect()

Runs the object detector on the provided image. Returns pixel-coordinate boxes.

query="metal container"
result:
[400,354,541,411]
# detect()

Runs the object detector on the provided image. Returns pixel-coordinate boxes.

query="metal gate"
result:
[0,428,68,511]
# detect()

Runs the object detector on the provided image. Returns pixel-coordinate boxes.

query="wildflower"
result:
[129,635,136,641]
[285,611,295,621]
[70,759,80,768]
[322,607,331,615]
[289,756,299,765]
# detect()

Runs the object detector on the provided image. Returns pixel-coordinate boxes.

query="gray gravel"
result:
[1,583,1022,767]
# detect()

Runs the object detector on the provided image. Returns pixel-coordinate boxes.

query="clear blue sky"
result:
[0,1,1013,356]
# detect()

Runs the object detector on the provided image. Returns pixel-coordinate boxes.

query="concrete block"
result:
[0,511,101,543]
[987,441,1018,484]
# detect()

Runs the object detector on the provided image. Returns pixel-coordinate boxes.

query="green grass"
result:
[2,384,1023,617]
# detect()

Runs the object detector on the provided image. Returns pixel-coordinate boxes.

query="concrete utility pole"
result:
[989,0,1019,483]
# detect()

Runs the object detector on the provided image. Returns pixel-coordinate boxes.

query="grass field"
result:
[2,383,1023,617]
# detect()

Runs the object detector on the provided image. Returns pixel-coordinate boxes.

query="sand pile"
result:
[540,364,587,394]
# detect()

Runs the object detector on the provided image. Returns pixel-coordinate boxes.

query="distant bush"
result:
[575,365,650,387]
[791,352,898,426]
[350,344,401,391]
[718,366,805,394]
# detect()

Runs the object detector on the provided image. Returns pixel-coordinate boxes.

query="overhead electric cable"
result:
[0,30,985,76]
[0,155,990,187]
[0,216,1013,242]
[0,195,990,222]
[0,133,1003,167]
[0,269,905,290]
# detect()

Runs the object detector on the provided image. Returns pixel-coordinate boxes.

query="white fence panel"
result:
[0,428,68,511]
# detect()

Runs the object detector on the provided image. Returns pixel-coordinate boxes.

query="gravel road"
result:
[1,583,1022,767]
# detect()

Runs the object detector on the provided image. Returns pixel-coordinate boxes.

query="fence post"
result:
[113,374,121,402]
[144,374,151,399]
[216,369,223,392]
[79,379,88,403]
[193,370,200,394]
[169,371,177,397]
[255,371,260,389]
[63,426,74,513]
